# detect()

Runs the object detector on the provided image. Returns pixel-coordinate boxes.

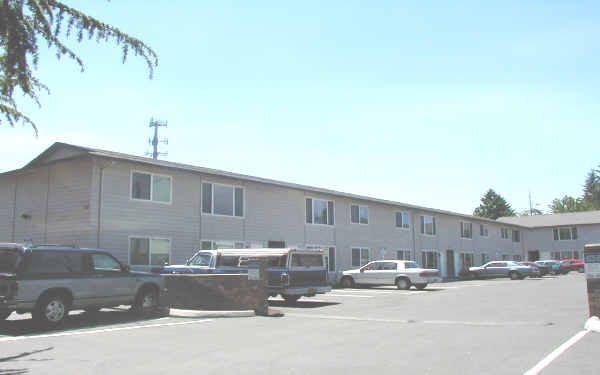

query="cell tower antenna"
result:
[145,118,168,160]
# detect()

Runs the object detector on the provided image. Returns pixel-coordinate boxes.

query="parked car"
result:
[162,248,331,303]
[340,260,442,290]
[0,243,168,327]
[534,260,562,275]
[469,261,540,280]
[560,259,585,273]
[519,261,547,276]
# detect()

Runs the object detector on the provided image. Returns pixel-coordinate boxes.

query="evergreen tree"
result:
[1,0,158,135]
[473,189,516,219]
[549,195,586,213]
[582,167,600,210]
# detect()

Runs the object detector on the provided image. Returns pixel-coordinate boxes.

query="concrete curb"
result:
[584,316,600,333]
[169,309,255,318]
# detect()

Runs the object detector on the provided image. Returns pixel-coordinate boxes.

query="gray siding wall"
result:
[523,225,600,260]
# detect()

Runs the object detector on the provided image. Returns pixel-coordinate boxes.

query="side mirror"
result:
[360,267,365,273]
[121,264,130,273]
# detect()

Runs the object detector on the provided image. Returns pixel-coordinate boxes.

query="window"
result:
[501,228,509,239]
[553,227,578,241]
[513,255,522,261]
[382,262,398,270]
[501,254,510,261]
[420,216,436,235]
[92,254,122,272]
[480,224,488,237]
[397,250,411,260]
[351,205,369,224]
[460,253,474,269]
[305,198,334,225]
[421,251,440,269]
[460,222,472,239]
[131,172,171,203]
[291,254,324,267]
[130,237,170,266]
[24,252,83,274]
[395,212,410,229]
[405,261,420,269]
[201,183,244,217]
[351,247,370,267]
[481,253,489,265]
[512,230,520,243]
[551,251,561,260]
[189,253,212,266]
[328,247,335,272]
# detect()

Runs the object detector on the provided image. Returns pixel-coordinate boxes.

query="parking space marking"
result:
[286,313,544,327]
[0,319,213,343]
[325,294,374,298]
[523,330,590,375]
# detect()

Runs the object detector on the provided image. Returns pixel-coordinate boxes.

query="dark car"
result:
[534,260,562,275]
[519,261,547,276]
[468,261,540,280]
[0,243,168,327]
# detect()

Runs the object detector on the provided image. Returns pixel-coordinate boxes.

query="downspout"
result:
[43,166,51,243]
[411,212,417,262]
[96,165,105,248]
[11,175,18,242]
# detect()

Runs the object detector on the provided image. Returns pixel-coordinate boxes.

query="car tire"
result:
[0,310,12,321]
[132,287,159,317]
[340,276,355,289]
[396,278,411,290]
[33,293,69,328]
[282,294,301,304]
[414,283,427,290]
[509,271,521,280]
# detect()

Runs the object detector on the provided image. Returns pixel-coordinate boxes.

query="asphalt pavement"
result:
[0,272,595,375]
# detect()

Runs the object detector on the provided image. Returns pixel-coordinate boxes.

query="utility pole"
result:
[146,118,168,160]
[529,192,533,216]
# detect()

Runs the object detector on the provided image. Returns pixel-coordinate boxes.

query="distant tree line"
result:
[549,167,600,213]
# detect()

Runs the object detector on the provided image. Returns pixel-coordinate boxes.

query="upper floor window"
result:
[480,224,488,237]
[395,212,410,229]
[500,227,510,239]
[131,171,172,203]
[351,205,369,225]
[420,215,436,235]
[553,227,578,241]
[202,183,244,217]
[306,198,334,225]
[460,222,472,239]
[512,230,521,242]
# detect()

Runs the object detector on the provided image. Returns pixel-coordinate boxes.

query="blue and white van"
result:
[162,248,331,302]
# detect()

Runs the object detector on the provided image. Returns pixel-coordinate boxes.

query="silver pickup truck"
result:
[0,243,168,327]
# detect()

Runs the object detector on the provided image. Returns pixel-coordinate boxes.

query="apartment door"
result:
[528,250,540,261]
[446,250,455,278]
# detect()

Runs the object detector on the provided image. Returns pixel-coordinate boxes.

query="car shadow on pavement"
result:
[0,346,53,375]
[0,309,163,337]
[268,300,340,309]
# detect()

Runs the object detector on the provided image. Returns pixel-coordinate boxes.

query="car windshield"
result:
[188,253,212,266]
[0,249,21,274]
[405,262,420,268]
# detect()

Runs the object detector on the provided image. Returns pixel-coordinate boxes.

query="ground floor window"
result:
[501,254,510,261]
[352,247,370,267]
[480,253,489,265]
[554,250,580,260]
[421,250,440,270]
[459,253,474,271]
[397,250,411,261]
[513,255,522,261]
[130,237,170,266]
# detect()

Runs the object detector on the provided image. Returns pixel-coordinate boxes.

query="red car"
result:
[560,259,585,273]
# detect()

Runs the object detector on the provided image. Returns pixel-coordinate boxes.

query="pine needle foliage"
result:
[0,0,158,135]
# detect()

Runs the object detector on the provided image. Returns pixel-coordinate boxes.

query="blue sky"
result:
[3,1,600,215]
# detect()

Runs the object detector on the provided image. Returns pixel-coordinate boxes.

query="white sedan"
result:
[340,260,442,290]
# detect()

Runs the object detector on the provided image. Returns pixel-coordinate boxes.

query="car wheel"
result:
[282,294,301,304]
[396,278,411,290]
[33,293,69,328]
[133,287,159,316]
[340,276,355,289]
[509,271,520,280]
[415,283,427,290]
[0,310,12,321]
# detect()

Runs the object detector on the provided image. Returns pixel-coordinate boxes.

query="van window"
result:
[291,254,323,267]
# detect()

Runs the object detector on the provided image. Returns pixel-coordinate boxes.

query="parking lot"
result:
[1,272,596,375]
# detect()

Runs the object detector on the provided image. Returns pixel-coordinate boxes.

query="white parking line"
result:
[523,330,590,375]
[0,319,213,343]
[286,314,540,326]
[325,294,374,298]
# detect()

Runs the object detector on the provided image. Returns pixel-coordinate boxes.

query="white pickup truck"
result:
[340,260,442,290]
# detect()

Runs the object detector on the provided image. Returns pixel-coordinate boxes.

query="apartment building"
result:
[1,143,590,280]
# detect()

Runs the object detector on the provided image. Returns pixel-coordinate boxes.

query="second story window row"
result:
[306,198,334,225]
[480,224,488,237]
[420,215,436,235]
[460,222,472,239]
[500,227,510,239]
[553,227,578,241]
[512,230,520,242]
[131,171,172,203]
[202,183,244,217]
[395,212,410,229]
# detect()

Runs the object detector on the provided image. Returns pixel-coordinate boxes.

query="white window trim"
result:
[130,170,173,205]
[512,229,521,243]
[201,181,245,219]
[460,221,473,240]
[480,224,489,237]
[350,204,369,225]
[396,249,412,260]
[305,196,335,227]
[128,235,172,266]
[395,212,410,230]
[553,227,578,241]
[500,227,510,239]
[420,215,437,237]
[351,247,370,267]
